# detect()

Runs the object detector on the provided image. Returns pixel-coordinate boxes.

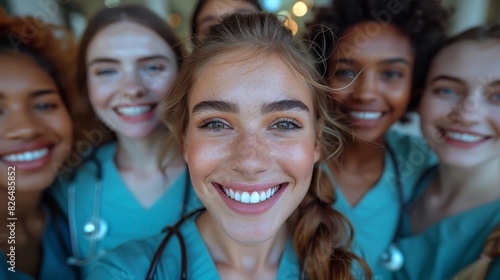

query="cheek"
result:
[150,74,177,100]
[271,140,317,180]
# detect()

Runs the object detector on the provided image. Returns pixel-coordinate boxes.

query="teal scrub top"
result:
[486,258,500,280]
[324,130,437,280]
[0,203,78,280]
[50,142,201,276]
[86,214,301,279]
[395,169,500,280]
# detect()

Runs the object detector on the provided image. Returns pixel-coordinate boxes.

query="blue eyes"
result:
[94,64,166,77]
[35,103,58,111]
[381,70,403,79]
[198,118,303,132]
[334,69,355,79]
[333,69,403,81]
[434,87,457,97]
[96,69,116,76]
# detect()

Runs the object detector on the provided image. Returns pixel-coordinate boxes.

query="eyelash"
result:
[197,117,303,132]
[197,118,230,132]
[270,118,303,131]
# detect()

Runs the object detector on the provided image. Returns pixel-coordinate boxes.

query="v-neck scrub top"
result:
[324,130,437,280]
[50,142,201,276]
[86,216,301,280]
[394,168,500,280]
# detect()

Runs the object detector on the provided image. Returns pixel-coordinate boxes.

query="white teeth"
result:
[116,105,151,116]
[3,148,48,162]
[446,131,484,143]
[221,185,281,204]
[350,111,382,120]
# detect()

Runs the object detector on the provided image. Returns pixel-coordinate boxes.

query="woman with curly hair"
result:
[0,10,78,280]
[87,12,371,280]
[305,0,450,278]
[395,24,500,280]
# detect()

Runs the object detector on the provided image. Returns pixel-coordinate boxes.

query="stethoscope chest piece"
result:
[379,243,404,271]
[83,218,108,241]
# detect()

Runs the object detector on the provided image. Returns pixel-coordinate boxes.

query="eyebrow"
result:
[192,100,239,114]
[428,75,466,86]
[87,55,170,67]
[261,99,309,114]
[0,89,58,99]
[332,57,410,66]
[191,99,310,115]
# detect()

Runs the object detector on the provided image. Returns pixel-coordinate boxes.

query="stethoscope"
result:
[145,207,206,280]
[67,147,107,266]
[378,142,405,271]
[65,146,191,267]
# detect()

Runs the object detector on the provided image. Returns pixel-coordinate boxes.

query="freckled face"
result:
[0,54,73,191]
[419,40,500,167]
[328,22,414,143]
[86,21,178,139]
[183,51,320,243]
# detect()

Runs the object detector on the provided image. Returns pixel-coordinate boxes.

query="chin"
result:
[220,217,283,244]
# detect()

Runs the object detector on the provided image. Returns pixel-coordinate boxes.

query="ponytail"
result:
[289,165,372,279]
[451,224,500,280]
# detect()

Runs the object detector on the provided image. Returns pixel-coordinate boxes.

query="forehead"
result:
[86,21,172,62]
[0,53,56,93]
[335,22,413,61]
[429,40,500,82]
[189,51,312,107]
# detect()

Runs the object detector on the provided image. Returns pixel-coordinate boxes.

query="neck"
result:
[337,137,386,170]
[198,212,287,274]
[436,159,500,199]
[115,127,170,170]
[0,188,44,242]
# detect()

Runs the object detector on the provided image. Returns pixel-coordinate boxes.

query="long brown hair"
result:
[161,12,371,279]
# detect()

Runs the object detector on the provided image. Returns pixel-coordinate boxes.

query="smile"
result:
[2,148,49,162]
[219,184,283,204]
[350,111,383,120]
[444,131,487,143]
[115,105,155,116]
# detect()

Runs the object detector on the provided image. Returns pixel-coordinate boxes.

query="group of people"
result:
[0,0,498,279]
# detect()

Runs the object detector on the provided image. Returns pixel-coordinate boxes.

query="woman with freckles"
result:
[87,13,371,280]
[0,11,78,280]
[394,24,500,280]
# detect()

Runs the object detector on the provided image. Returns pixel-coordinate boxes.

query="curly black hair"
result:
[305,0,451,111]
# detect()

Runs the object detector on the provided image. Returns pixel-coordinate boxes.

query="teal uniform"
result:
[50,142,201,276]
[395,168,500,280]
[323,130,437,280]
[486,258,500,280]
[86,213,301,279]
[0,201,78,280]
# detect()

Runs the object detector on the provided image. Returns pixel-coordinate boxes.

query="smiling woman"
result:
[0,10,78,280]
[49,5,201,277]
[86,12,371,280]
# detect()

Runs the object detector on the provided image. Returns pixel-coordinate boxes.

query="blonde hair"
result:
[160,12,371,279]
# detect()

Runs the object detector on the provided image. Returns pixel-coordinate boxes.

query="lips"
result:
[0,143,54,171]
[444,131,486,143]
[438,128,491,148]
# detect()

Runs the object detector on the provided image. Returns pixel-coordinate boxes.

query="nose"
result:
[351,71,378,102]
[229,130,272,178]
[2,110,43,140]
[450,95,485,125]
[122,70,147,100]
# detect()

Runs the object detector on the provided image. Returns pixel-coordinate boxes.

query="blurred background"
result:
[2,0,500,40]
